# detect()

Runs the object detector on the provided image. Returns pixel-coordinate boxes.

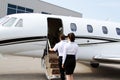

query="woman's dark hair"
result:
[67,33,75,42]
[59,34,65,40]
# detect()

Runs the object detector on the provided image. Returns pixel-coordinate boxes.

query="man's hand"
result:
[62,64,64,68]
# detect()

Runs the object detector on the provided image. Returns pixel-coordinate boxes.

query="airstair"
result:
[43,51,60,80]
[42,40,60,80]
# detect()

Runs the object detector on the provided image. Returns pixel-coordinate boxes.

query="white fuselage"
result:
[0,13,120,63]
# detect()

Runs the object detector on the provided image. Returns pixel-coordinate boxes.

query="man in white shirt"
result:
[50,34,66,80]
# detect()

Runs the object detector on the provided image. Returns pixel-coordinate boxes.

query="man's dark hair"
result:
[67,33,75,42]
[60,34,65,40]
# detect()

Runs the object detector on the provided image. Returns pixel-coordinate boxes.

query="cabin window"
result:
[116,28,120,35]
[2,17,17,27]
[102,26,108,34]
[15,19,23,27]
[87,24,93,33]
[70,23,77,32]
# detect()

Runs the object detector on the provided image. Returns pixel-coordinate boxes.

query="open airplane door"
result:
[42,17,63,79]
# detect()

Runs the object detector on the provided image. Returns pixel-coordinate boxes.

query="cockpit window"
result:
[2,17,17,27]
[0,17,9,24]
[15,19,23,27]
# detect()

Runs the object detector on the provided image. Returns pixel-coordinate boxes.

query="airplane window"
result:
[70,23,77,32]
[87,24,93,33]
[0,17,9,24]
[2,17,17,27]
[15,19,23,27]
[102,26,108,34]
[116,28,120,35]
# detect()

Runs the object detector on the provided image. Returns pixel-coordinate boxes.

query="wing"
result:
[93,55,120,63]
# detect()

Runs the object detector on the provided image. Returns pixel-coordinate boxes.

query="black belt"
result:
[59,56,62,58]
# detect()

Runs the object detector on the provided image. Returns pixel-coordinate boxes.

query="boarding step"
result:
[46,68,60,77]
[49,58,58,63]
[43,51,60,79]
[46,63,59,69]
[50,63,59,68]
[52,68,60,74]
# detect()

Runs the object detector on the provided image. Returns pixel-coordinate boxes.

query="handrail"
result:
[48,39,51,49]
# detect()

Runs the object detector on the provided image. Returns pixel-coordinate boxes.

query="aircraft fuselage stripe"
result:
[0,36,119,46]
[0,36,47,46]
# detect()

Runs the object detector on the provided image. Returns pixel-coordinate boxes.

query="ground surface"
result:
[0,55,120,80]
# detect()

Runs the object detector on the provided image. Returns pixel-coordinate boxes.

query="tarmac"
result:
[0,55,120,80]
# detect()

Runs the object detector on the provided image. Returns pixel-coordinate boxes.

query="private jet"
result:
[0,13,120,79]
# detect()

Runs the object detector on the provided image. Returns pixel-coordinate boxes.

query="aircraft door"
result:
[47,18,63,48]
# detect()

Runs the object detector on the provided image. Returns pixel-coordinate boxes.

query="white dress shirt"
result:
[62,41,79,64]
[53,40,67,57]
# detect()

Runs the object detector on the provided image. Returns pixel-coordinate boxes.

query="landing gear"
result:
[90,62,99,68]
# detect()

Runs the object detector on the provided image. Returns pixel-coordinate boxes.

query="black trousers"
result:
[59,56,65,80]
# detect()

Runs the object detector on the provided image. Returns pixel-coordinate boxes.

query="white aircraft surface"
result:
[0,13,120,79]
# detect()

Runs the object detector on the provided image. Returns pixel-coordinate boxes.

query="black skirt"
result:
[64,55,76,75]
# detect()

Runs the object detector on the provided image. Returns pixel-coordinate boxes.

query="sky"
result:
[42,0,120,22]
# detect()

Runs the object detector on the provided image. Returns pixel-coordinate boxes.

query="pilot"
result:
[62,33,78,80]
[49,34,66,80]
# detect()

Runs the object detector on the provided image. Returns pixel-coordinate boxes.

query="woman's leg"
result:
[70,74,74,80]
[66,75,71,80]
